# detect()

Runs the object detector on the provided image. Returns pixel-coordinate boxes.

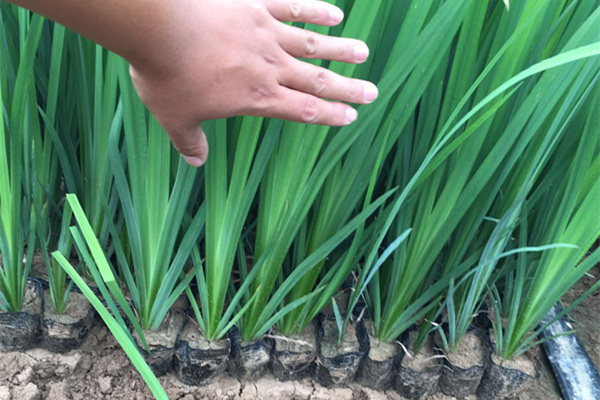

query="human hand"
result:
[129,0,379,167]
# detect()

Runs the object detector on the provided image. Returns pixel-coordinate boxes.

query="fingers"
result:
[250,86,358,126]
[279,59,378,105]
[277,24,369,63]
[166,124,209,167]
[265,0,344,26]
[130,66,209,167]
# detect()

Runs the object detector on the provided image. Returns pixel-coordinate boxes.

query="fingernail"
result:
[330,7,344,24]
[354,42,369,60]
[346,108,358,124]
[364,83,379,103]
[183,155,205,167]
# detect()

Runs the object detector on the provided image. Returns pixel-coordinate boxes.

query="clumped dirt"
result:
[402,330,440,371]
[141,312,186,348]
[320,320,361,358]
[363,321,398,363]
[43,291,90,323]
[0,266,597,399]
[368,339,398,363]
[270,324,316,354]
[445,330,487,368]
[490,352,536,377]
[178,321,229,352]
[22,281,44,315]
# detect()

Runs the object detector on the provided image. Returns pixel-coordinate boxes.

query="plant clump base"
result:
[0,279,44,352]
[355,321,401,391]
[315,316,368,387]
[270,322,317,381]
[395,331,442,400]
[437,328,489,397]
[41,290,95,353]
[477,351,539,400]
[227,325,274,380]
[133,311,186,377]
[174,317,231,386]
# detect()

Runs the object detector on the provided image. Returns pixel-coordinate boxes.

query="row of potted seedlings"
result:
[0,278,539,400]
[134,303,539,400]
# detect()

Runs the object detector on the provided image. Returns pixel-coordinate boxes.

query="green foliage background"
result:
[1,1,599,397]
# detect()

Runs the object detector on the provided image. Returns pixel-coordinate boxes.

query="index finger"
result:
[265,0,345,26]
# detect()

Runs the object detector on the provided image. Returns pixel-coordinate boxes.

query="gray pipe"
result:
[540,303,600,400]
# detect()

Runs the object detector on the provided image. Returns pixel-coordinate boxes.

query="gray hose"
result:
[540,303,600,400]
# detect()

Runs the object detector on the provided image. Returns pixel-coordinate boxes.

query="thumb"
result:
[167,123,209,167]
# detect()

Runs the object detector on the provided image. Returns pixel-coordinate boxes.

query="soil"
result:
[178,321,229,352]
[0,267,597,399]
[174,319,230,386]
[270,324,316,354]
[0,280,44,352]
[364,322,398,362]
[402,330,440,371]
[141,312,186,348]
[235,341,272,375]
[271,325,317,381]
[368,339,398,363]
[320,320,361,358]
[228,328,273,380]
[445,331,486,369]
[22,281,44,315]
[490,352,537,378]
[43,292,90,323]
